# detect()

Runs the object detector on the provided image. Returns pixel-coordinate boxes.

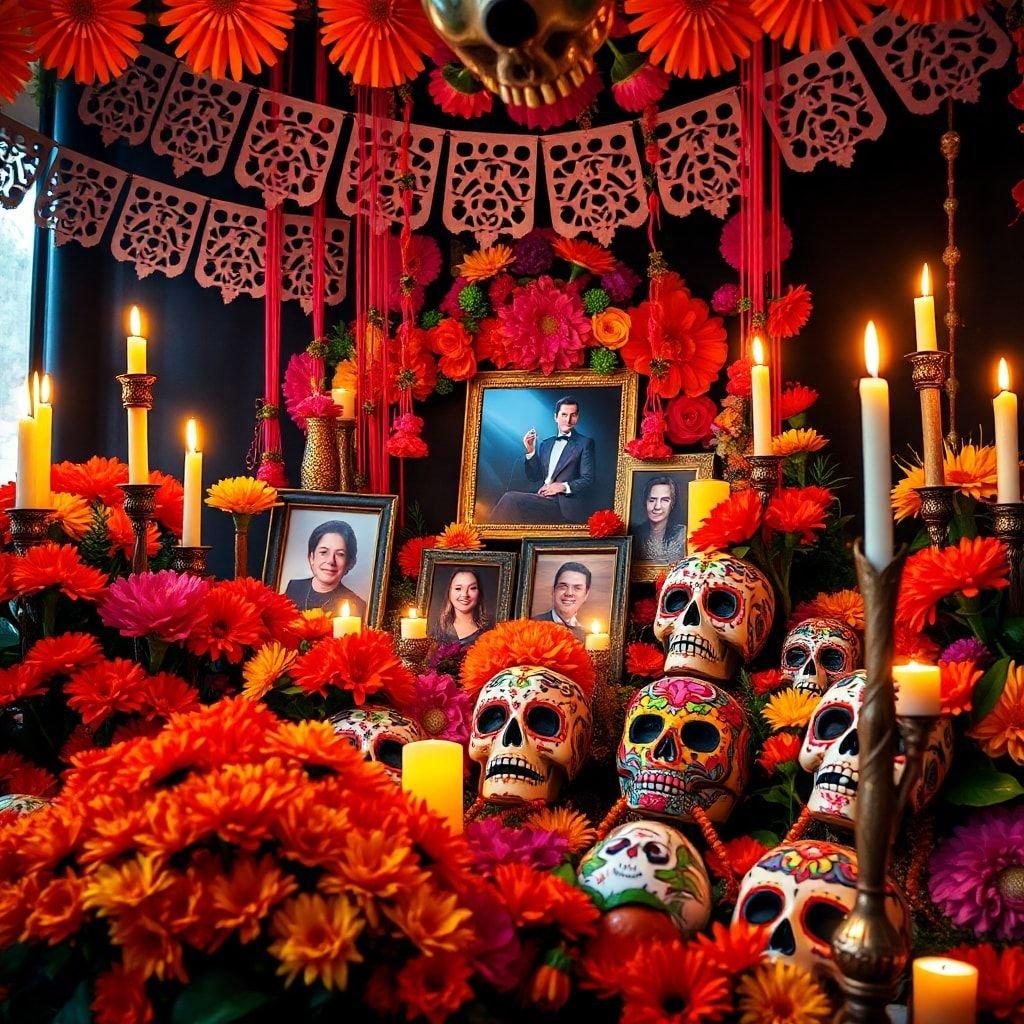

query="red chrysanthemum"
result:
[940,659,982,717]
[726,358,753,398]
[51,456,128,506]
[945,944,1024,1024]
[631,597,657,626]
[894,623,941,663]
[752,0,872,53]
[106,504,160,561]
[693,920,770,976]
[704,836,769,880]
[764,486,830,543]
[626,0,763,79]
[619,944,731,1023]
[397,535,438,580]
[0,664,46,709]
[21,633,104,687]
[757,733,801,772]
[186,586,264,664]
[149,470,184,537]
[882,0,984,22]
[11,542,107,602]
[216,577,300,646]
[291,630,416,706]
[160,0,295,81]
[0,0,35,103]
[767,283,813,339]
[588,509,625,538]
[497,276,591,375]
[428,61,493,119]
[552,238,617,276]
[0,752,57,798]
[65,657,147,726]
[688,488,761,552]
[92,964,153,1024]
[779,383,818,420]
[625,642,665,678]
[750,668,786,695]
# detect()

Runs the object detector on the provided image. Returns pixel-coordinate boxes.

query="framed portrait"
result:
[416,549,517,651]
[458,371,638,539]
[516,537,632,679]
[620,454,717,581]
[262,491,397,628]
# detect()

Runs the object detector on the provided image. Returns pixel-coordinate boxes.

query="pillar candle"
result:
[331,387,356,420]
[402,739,464,834]
[914,263,938,352]
[127,306,147,374]
[687,479,730,539]
[750,335,772,456]
[585,620,610,651]
[400,608,427,640]
[893,661,941,716]
[32,373,52,509]
[182,418,203,547]
[16,379,40,509]
[860,322,894,571]
[994,358,1021,504]
[913,957,978,1024]
[332,600,362,637]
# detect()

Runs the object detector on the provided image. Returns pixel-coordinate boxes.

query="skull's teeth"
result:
[487,755,544,782]
[668,634,716,660]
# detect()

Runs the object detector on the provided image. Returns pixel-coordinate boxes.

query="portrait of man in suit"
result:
[530,561,591,641]
[490,395,595,525]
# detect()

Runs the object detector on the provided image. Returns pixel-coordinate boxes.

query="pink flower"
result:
[466,819,568,876]
[625,411,673,460]
[409,669,472,743]
[611,55,670,112]
[653,675,715,706]
[720,211,792,271]
[712,283,740,315]
[665,395,717,446]
[428,61,493,119]
[283,351,325,431]
[99,571,210,642]
[497,276,591,373]
[294,393,338,422]
[388,232,442,313]
[506,73,601,130]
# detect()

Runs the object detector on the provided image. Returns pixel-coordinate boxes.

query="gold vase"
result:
[301,416,340,491]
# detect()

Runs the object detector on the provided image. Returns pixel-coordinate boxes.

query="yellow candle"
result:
[127,306,147,374]
[332,600,362,637]
[994,358,1020,504]
[750,335,772,456]
[687,479,730,540]
[913,957,978,1024]
[400,607,428,640]
[182,418,203,547]
[893,660,941,716]
[32,373,52,509]
[585,620,610,651]
[127,408,149,484]
[331,387,356,420]
[402,738,464,834]
[860,322,894,571]
[914,263,938,352]
[16,379,40,509]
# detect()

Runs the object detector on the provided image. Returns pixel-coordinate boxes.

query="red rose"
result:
[726,358,752,398]
[665,395,717,447]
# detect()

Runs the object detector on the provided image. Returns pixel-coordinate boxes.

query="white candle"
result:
[400,607,427,640]
[893,660,941,716]
[182,418,203,547]
[751,335,772,456]
[585,620,610,651]
[332,600,362,637]
[402,738,464,833]
[127,305,147,374]
[860,322,894,571]
[16,379,40,509]
[331,387,356,420]
[994,358,1020,504]
[32,373,52,509]
[913,957,978,1024]
[914,263,938,352]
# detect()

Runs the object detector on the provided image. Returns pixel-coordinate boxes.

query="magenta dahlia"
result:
[497,276,591,373]
[611,53,670,112]
[409,669,472,743]
[100,570,210,642]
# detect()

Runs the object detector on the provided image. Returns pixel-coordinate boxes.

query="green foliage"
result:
[172,972,271,1024]
[78,504,111,570]
[972,656,1010,722]
[944,757,1024,806]
[458,284,489,319]
[582,288,610,315]
[326,321,355,365]
[589,348,618,376]
[53,983,90,1024]
[420,308,442,329]
[434,373,455,397]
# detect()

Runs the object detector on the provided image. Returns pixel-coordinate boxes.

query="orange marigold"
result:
[22,869,87,945]
[704,836,769,881]
[944,944,1024,1024]
[51,492,93,541]
[384,884,474,956]
[523,806,596,855]
[291,629,416,706]
[107,505,159,561]
[757,733,801,773]
[688,488,761,552]
[205,476,279,516]
[12,542,107,602]
[149,470,184,537]
[970,661,1024,765]
[186,586,264,664]
[771,428,827,457]
[397,951,474,1024]
[940,659,982,717]
[458,245,514,283]
[764,486,830,543]
[435,521,483,550]
[493,863,599,940]
[243,641,297,701]
[892,444,997,521]
[625,641,665,678]
[791,589,865,632]
[268,892,364,990]
[207,853,298,945]
[91,963,153,1024]
[21,632,104,686]
[693,920,770,976]
[51,456,128,505]
[65,658,147,726]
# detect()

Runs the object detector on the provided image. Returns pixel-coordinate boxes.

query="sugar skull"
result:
[0,794,49,816]
[654,554,775,681]
[799,671,954,829]
[780,618,862,696]
[733,840,908,980]
[578,820,712,936]
[419,0,614,109]
[469,665,591,805]
[329,705,423,784]
[617,676,750,824]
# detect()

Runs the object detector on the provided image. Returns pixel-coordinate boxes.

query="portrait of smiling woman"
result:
[429,568,491,647]
[284,519,366,616]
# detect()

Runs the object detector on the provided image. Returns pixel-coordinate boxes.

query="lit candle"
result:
[860,322,894,571]
[332,600,362,637]
[402,738,464,834]
[126,306,149,485]
[687,479,731,541]
[994,357,1020,504]
[751,336,772,456]
[914,263,938,352]
[585,620,610,652]
[127,305,147,374]
[32,373,52,509]
[893,660,941,717]
[16,379,40,509]
[400,607,427,640]
[913,957,978,1024]
[182,418,203,548]
[331,387,356,420]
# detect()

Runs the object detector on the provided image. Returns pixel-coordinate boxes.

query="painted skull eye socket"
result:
[819,646,847,673]
[526,704,562,738]
[339,734,361,751]
[813,705,854,742]
[629,713,664,744]
[643,841,670,865]
[681,719,721,753]
[375,738,404,769]
[705,587,739,620]
[477,703,509,734]
[741,888,784,925]
[784,645,809,668]
[605,838,631,855]
[803,899,847,944]
[663,586,692,614]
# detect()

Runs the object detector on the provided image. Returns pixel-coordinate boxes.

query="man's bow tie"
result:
[557,433,573,440]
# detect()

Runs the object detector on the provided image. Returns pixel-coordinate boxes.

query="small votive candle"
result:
[913,957,978,1024]
[332,600,362,637]
[400,608,428,640]
[402,739,464,834]
[331,387,356,420]
[893,660,941,717]
[585,620,610,652]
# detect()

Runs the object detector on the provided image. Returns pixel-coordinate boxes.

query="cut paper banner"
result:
[0,114,54,211]
[194,200,267,303]
[35,149,129,248]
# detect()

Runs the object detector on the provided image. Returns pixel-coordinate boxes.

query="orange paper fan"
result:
[0,0,35,103]
[751,0,873,53]
[159,0,296,82]
[882,0,983,22]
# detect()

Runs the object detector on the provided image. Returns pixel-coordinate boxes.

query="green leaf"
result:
[1001,617,1024,650]
[732,545,751,559]
[751,830,780,847]
[945,763,1024,807]
[54,982,91,1024]
[172,973,270,1024]
[972,656,1010,723]
[761,784,793,807]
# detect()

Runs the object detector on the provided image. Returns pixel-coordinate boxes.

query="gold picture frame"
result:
[458,370,638,539]
[619,453,717,581]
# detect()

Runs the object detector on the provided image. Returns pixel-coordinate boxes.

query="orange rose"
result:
[591,307,631,350]
[439,347,478,382]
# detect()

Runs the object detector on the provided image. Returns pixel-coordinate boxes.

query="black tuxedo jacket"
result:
[523,431,595,523]
[531,609,586,641]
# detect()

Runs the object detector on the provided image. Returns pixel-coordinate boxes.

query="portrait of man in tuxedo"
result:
[490,395,595,525]
[530,561,591,641]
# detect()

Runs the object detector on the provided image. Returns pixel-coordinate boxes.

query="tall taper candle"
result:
[914,263,938,352]
[751,335,772,456]
[860,321,894,570]
[125,306,149,485]
[16,379,40,509]
[182,418,203,547]
[127,305,147,373]
[33,373,52,509]
[995,358,1021,504]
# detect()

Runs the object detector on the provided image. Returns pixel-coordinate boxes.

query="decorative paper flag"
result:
[35,149,128,248]
[540,124,647,244]
[0,114,54,211]
[860,10,1011,115]
[281,215,351,313]
[337,116,445,230]
[235,90,343,208]
[655,89,742,219]
[765,41,887,171]
[151,63,254,177]
[110,176,208,279]
[77,45,176,147]
[442,131,537,246]
[194,199,267,303]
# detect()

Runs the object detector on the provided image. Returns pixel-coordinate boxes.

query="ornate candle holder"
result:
[396,635,432,670]
[833,540,909,1023]
[117,372,157,410]
[904,350,950,487]
[301,416,340,491]
[991,502,1024,613]
[169,545,212,577]
[337,418,357,492]
[894,714,939,823]
[587,647,618,762]
[748,454,782,509]
[914,484,957,548]
[8,508,53,554]
[119,483,160,575]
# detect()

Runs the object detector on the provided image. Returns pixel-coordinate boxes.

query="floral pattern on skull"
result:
[329,704,423,784]
[780,617,862,696]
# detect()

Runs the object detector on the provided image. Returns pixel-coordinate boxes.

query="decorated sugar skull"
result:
[578,820,712,936]
[330,705,423,784]
[733,840,908,980]
[799,671,954,829]
[780,617,862,696]
[469,665,591,805]
[420,0,615,109]
[617,675,750,824]
[0,794,50,816]
[654,554,775,681]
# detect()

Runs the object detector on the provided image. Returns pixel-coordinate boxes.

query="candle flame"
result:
[19,378,31,418]
[186,418,198,454]
[591,620,601,634]
[999,357,1011,393]
[408,607,418,620]
[864,321,880,378]
[341,600,351,618]
[751,335,766,367]
[32,372,40,410]
[920,263,931,298]
[129,305,142,337]
[41,373,52,404]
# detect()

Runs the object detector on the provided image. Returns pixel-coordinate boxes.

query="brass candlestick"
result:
[833,541,908,1022]
[748,454,782,509]
[169,545,212,577]
[587,647,617,762]
[904,350,950,489]
[914,484,957,548]
[337,418,356,492]
[117,372,157,409]
[119,483,160,575]
[231,514,251,579]
[396,634,432,670]
[894,715,939,823]
[301,416,340,491]
[992,502,1024,613]
[8,508,53,554]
